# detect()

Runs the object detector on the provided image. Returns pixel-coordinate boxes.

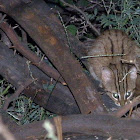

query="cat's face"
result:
[101,66,137,106]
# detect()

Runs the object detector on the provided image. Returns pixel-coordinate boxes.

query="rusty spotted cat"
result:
[87,29,139,106]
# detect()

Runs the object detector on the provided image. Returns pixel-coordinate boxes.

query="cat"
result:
[87,29,139,106]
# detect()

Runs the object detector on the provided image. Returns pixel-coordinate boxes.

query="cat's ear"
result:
[101,67,116,92]
[101,67,113,85]
[129,66,137,80]
[127,66,137,90]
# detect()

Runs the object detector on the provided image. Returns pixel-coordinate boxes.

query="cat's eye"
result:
[125,91,132,99]
[112,93,120,100]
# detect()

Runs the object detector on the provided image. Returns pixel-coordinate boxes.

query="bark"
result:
[0,42,80,115]
[62,114,140,139]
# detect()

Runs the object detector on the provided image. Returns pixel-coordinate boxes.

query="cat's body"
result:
[87,29,139,106]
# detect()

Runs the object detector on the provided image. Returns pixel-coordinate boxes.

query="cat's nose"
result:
[120,100,125,106]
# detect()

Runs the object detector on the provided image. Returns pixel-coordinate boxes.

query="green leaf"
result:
[43,83,55,92]
[94,8,98,16]
[66,25,77,36]
[1,85,11,96]
[77,0,89,7]
[86,12,95,20]
[47,84,55,91]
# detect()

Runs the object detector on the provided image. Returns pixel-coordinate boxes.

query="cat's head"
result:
[101,66,137,106]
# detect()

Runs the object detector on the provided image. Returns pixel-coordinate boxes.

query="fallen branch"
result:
[0,20,66,85]
[1,111,140,139]
[0,116,16,140]
[61,114,140,139]
[0,42,80,115]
